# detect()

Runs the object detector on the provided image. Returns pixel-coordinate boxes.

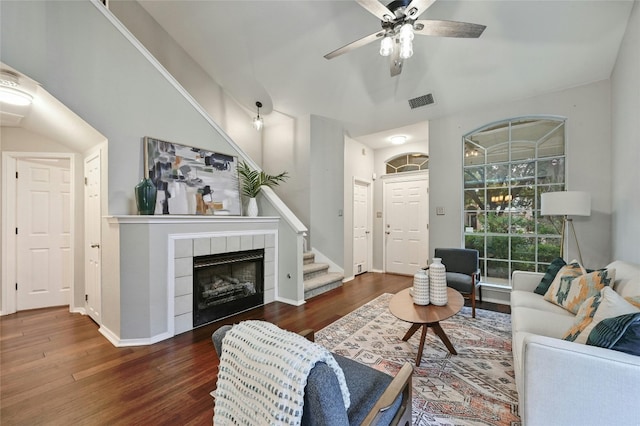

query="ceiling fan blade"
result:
[389,46,403,77]
[356,0,396,22]
[404,0,436,19]
[414,20,486,38]
[324,31,384,59]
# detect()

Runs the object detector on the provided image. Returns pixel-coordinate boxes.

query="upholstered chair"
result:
[434,248,481,318]
[212,325,413,426]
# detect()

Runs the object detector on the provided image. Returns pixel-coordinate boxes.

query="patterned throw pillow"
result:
[543,261,584,304]
[534,257,566,295]
[625,295,640,309]
[545,264,615,314]
[565,287,640,344]
[562,293,602,342]
[586,312,640,356]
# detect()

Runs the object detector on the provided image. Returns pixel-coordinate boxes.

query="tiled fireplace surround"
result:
[172,232,276,335]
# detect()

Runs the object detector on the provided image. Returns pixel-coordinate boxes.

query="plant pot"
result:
[247,197,259,217]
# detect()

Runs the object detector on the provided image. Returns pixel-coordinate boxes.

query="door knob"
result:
[91,244,100,248]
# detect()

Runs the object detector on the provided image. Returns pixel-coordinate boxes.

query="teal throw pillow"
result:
[534,257,566,295]
[586,312,640,356]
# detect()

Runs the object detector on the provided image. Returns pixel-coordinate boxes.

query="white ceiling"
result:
[136,0,634,147]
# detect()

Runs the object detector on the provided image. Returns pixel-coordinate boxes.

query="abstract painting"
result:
[145,137,241,215]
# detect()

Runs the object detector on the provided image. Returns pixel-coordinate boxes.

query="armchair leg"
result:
[470,285,476,318]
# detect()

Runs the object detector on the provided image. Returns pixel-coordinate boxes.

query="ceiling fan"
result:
[324,0,486,77]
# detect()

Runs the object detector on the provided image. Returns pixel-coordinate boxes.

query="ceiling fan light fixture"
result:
[379,35,394,57]
[252,101,263,131]
[398,23,414,59]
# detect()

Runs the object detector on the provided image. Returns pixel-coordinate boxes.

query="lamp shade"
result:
[541,191,591,216]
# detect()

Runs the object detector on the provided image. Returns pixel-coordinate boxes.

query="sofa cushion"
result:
[544,268,615,314]
[534,257,566,295]
[445,272,473,293]
[512,307,576,338]
[608,260,640,298]
[563,287,640,344]
[510,290,575,316]
[586,312,640,356]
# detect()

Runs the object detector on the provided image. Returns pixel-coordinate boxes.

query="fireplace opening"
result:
[193,249,264,328]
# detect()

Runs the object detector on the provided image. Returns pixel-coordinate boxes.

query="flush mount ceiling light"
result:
[252,101,264,131]
[390,135,407,145]
[325,0,486,77]
[0,70,33,106]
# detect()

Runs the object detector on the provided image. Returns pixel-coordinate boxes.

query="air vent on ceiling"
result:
[408,93,434,109]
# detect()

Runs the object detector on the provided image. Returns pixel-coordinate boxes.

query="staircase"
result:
[303,252,344,299]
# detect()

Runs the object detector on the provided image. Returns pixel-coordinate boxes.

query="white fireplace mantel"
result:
[100,214,304,347]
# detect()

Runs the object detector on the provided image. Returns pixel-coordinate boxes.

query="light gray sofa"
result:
[510,260,640,426]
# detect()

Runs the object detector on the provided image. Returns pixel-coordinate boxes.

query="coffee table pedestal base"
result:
[402,322,458,367]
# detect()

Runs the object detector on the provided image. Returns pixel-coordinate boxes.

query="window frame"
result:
[462,116,567,286]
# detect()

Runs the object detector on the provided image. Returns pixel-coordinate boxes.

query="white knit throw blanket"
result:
[214,320,350,425]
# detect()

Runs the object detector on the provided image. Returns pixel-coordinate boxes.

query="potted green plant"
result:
[237,161,288,216]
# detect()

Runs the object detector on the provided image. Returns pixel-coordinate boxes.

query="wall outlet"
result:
[436,206,445,215]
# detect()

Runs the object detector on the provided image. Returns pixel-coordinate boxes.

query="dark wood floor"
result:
[0,272,509,425]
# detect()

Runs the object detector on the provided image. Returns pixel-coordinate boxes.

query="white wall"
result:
[343,136,375,279]
[611,0,640,264]
[429,80,613,269]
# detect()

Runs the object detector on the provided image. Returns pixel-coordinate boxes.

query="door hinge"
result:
[16,283,18,290]
[15,227,18,235]
[16,171,19,179]
[84,177,88,185]
[85,294,88,302]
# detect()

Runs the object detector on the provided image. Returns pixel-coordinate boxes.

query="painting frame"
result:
[144,136,242,216]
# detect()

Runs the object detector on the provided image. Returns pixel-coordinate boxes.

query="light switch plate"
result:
[436,206,445,215]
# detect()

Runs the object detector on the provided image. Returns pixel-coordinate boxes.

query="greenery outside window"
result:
[463,117,566,286]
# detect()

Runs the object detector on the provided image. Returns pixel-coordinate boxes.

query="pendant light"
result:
[252,101,264,131]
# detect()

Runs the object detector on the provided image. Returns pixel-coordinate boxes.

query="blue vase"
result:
[135,178,157,215]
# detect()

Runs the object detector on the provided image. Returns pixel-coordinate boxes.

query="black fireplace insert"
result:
[193,249,264,327]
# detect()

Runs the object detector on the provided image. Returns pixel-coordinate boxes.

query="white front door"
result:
[85,152,102,324]
[16,158,72,310]
[353,179,371,275]
[383,174,429,275]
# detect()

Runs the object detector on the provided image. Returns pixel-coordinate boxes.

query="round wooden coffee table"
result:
[389,287,464,366]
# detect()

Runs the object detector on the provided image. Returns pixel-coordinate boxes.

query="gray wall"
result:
[429,81,614,269]
[611,0,640,264]
[310,115,345,266]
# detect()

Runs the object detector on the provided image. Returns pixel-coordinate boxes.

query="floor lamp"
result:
[541,191,591,266]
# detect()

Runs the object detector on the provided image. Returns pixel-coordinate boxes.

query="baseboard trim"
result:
[99,325,173,347]
[343,275,355,283]
[275,296,306,306]
[70,307,87,315]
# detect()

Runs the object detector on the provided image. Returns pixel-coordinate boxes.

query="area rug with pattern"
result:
[315,293,520,426]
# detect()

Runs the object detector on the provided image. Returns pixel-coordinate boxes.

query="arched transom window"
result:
[386,153,429,174]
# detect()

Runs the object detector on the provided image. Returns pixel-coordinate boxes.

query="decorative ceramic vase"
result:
[412,269,430,305]
[429,257,448,306]
[135,178,157,215]
[247,197,259,217]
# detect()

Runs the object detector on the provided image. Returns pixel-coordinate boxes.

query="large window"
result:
[463,117,566,285]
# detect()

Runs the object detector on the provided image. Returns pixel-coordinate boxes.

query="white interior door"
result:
[85,152,102,324]
[353,179,371,275]
[16,158,72,310]
[384,174,429,275]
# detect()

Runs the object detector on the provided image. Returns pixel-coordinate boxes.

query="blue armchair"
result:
[212,325,412,426]
[434,248,481,318]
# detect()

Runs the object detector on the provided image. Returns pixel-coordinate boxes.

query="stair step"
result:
[303,262,329,280]
[303,252,315,265]
[304,272,344,299]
